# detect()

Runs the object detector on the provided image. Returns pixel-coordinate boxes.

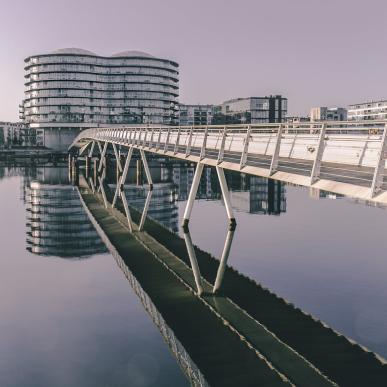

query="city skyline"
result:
[2,0,387,121]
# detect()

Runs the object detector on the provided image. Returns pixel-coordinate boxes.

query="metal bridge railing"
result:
[70,120,387,200]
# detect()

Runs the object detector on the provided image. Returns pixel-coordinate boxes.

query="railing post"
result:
[174,126,181,154]
[200,126,208,160]
[217,126,227,164]
[149,127,155,149]
[164,127,171,153]
[240,125,251,169]
[156,127,162,151]
[310,124,327,184]
[269,124,283,175]
[186,126,193,157]
[370,123,387,197]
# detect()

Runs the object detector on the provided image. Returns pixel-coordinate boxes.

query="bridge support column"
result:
[182,163,204,228]
[183,228,204,296]
[216,166,236,228]
[140,149,153,190]
[112,148,133,208]
[85,156,91,178]
[213,226,235,293]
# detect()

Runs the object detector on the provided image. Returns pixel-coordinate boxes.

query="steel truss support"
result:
[183,228,204,296]
[310,124,326,184]
[112,148,133,208]
[216,166,236,227]
[88,141,95,157]
[98,142,108,172]
[182,163,204,228]
[213,226,236,293]
[112,143,122,172]
[370,123,387,197]
[140,149,153,190]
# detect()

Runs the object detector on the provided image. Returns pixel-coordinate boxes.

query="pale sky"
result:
[1,0,387,122]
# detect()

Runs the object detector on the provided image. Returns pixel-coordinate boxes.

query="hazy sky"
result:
[1,0,387,121]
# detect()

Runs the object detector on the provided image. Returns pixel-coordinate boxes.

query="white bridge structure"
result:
[71,121,387,203]
[70,121,387,295]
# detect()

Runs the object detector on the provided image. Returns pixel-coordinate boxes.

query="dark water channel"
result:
[1,158,387,386]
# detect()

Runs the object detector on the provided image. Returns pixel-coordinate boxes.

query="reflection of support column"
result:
[139,189,153,231]
[213,228,235,293]
[183,228,203,296]
[216,166,236,228]
[112,148,133,208]
[182,163,204,228]
[140,149,153,190]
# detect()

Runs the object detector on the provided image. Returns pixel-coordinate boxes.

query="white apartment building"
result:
[179,104,214,126]
[23,48,179,151]
[348,100,387,121]
[310,107,347,122]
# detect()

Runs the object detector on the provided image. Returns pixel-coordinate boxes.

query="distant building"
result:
[23,48,179,151]
[179,104,214,126]
[0,122,25,146]
[348,100,387,121]
[310,107,347,122]
[285,116,310,123]
[213,96,287,124]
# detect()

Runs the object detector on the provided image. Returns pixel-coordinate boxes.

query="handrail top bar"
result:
[79,119,387,132]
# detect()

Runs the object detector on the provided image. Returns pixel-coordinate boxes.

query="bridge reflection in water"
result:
[64,151,387,386]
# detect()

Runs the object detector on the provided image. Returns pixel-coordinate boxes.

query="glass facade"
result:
[23,49,179,150]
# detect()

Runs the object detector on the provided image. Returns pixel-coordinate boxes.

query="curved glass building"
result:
[23,48,179,150]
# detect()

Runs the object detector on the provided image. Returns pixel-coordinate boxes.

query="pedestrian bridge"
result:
[70,120,387,206]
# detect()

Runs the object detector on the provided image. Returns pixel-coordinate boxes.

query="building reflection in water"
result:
[162,162,287,215]
[23,166,106,258]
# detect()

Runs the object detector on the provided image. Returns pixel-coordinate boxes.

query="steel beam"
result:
[112,143,123,172]
[182,163,204,228]
[112,148,133,208]
[98,142,108,172]
[183,229,204,296]
[216,166,236,226]
[140,149,153,189]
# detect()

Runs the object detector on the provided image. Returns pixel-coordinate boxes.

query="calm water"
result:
[1,160,387,386]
